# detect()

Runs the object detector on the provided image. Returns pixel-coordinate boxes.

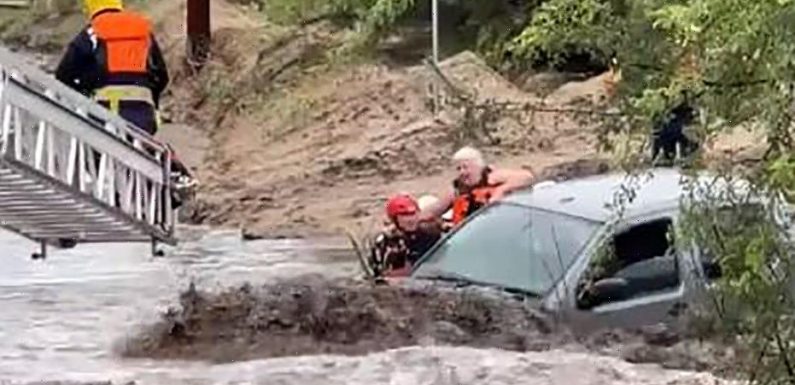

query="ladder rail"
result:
[2,77,165,180]
[0,47,177,246]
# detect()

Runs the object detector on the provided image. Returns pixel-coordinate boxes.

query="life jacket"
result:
[372,220,442,277]
[89,10,155,115]
[451,167,496,225]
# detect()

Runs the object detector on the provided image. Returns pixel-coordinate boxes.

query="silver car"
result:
[410,168,793,333]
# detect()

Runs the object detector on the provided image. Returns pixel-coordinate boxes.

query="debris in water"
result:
[122,277,745,380]
[122,278,565,362]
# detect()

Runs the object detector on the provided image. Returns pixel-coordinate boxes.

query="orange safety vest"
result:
[91,10,152,75]
[451,167,497,225]
[90,11,157,117]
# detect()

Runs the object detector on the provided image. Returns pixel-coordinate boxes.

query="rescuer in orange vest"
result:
[55,0,195,211]
[55,0,169,137]
[421,146,536,226]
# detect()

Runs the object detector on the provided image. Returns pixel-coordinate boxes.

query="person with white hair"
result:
[421,146,536,225]
[417,194,453,231]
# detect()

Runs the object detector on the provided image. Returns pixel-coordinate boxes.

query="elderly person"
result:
[417,194,453,232]
[422,146,536,225]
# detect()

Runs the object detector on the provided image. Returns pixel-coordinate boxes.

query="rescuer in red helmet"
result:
[369,193,443,278]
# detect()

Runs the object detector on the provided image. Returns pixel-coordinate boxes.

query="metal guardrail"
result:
[0,47,176,257]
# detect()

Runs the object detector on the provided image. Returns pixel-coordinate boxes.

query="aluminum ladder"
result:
[0,47,177,258]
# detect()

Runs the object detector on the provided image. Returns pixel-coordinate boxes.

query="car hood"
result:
[392,275,545,307]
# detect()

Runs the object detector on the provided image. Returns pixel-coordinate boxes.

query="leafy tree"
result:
[262,0,538,62]
[512,1,795,383]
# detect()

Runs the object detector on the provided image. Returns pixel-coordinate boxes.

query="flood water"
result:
[0,223,744,385]
[0,226,359,383]
[0,228,738,385]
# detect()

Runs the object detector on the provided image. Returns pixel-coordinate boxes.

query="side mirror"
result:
[577,277,629,309]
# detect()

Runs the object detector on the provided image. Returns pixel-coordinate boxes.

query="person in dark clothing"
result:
[55,0,194,222]
[369,194,444,279]
[55,0,169,136]
[651,100,700,164]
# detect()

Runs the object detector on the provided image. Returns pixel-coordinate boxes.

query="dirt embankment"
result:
[2,0,765,239]
[145,1,619,238]
[153,0,768,240]
[122,279,742,379]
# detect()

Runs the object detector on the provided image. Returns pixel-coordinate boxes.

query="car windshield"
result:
[412,202,601,296]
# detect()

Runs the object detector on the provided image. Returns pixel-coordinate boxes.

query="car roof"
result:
[503,167,744,222]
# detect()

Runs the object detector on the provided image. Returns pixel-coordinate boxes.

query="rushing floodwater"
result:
[0,229,737,385]
[0,223,744,385]
[0,226,359,383]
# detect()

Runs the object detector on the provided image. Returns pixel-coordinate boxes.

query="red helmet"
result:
[386,194,419,220]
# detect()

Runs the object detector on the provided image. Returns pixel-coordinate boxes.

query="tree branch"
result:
[775,331,795,382]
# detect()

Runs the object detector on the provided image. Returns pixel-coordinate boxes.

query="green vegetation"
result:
[516,2,795,383]
[262,0,543,67]
[264,0,416,39]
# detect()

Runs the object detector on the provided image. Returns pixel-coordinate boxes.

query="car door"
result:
[558,212,690,332]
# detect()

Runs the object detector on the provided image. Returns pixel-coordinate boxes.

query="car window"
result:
[577,218,680,309]
[412,203,601,295]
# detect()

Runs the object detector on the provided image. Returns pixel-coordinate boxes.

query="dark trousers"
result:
[98,100,158,136]
[93,101,184,224]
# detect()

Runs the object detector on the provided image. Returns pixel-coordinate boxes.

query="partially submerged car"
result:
[408,168,793,333]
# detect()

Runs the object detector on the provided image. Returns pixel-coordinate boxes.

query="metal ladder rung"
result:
[0,195,75,203]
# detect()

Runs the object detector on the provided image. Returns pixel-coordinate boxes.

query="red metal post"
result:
[186,0,210,70]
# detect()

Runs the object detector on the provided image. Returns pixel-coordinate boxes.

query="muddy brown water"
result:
[0,226,358,383]
[0,226,740,385]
